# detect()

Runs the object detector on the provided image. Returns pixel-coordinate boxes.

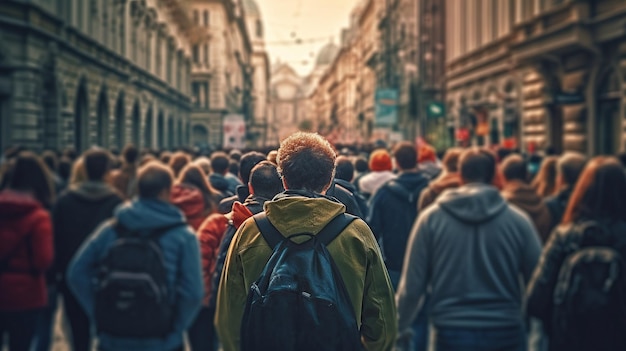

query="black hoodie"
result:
[52,181,123,279]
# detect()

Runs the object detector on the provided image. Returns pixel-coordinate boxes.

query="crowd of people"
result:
[0,133,626,351]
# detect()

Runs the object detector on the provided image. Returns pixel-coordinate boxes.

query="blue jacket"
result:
[367,171,430,272]
[67,198,204,351]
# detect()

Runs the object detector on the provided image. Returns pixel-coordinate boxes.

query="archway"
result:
[144,107,153,149]
[167,116,175,149]
[74,79,89,151]
[157,110,165,149]
[96,88,109,148]
[192,124,209,147]
[596,68,622,154]
[115,92,125,149]
[131,100,141,147]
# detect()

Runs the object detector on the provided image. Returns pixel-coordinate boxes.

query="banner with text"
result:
[375,89,398,126]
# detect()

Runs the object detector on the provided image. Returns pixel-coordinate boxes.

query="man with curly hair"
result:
[215,132,397,351]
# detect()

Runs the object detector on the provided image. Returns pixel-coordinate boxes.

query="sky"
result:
[255,0,359,76]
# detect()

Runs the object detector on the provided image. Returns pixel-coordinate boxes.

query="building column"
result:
[560,53,590,153]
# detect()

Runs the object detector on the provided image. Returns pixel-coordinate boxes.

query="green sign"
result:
[427,102,445,118]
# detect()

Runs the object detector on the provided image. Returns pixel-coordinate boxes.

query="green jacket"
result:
[215,192,397,351]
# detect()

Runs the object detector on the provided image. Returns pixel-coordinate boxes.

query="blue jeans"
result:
[434,326,526,351]
[32,284,58,351]
[389,269,429,351]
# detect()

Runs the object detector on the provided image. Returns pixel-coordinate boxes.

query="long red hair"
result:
[562,157,626,225]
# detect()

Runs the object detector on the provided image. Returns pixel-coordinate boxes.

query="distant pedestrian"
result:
[171,164,219,230]
[501,154,553,243]
[0,152,54,351]
[358,149,396,199]
[418,147,463,211]
[210,152,236,198]
[396,148,541,351]
[109,144,139,200]
[217,152,266,214]
[168,151,191,179]
[544,152,586,232]
[417,143,441,179]
[532,156,558,198]
[67,162,203,351]
[215,132,397,351]
[527,157,626,351]
[53,148,124,351]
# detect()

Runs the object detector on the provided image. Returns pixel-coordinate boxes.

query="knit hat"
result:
[369,150,392,172]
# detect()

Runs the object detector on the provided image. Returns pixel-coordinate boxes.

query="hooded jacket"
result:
[358,170,397,199]
[53,181,123,280]
[502,180,553,243]
[325,180,364,218]
[215,192,397,351]
[417,172,461,211]
[396,184,541,335]
[0,190,53,310]
[171,183,209,230]
[335,178,369,216]
[67,198,203,351]
[367,171,430,272]
[210,173,234,199]
[218,185,249,214]
[198,194,268,306]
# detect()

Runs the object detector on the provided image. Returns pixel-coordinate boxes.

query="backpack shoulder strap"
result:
[385,180,420,203]
[316,214,358,246]
[253,212,284,250]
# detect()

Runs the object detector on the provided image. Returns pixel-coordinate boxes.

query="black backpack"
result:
[551,221,626,350]
[241,213,363,351]
[95,221,180,338]
[384,180,421,205]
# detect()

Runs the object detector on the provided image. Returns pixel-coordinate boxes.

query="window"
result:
[193,10,199,25]
[192,82,210,108]
[192,45,199,63]
[203,44,209,65]
[203,10,209,27]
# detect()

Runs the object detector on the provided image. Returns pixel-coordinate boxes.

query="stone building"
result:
[446,0,626,155]
[268,62,304,144]
[0,0,195,152]
[189,0,253,149]
[242,0,270,148]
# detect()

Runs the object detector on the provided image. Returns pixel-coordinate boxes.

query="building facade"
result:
[0,0,194,152]
[446,0,626,155]
[268,62,304,144]
[189,0,253,149]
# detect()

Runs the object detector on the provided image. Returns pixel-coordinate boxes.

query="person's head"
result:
[441,148,463,173]
[69,157,87,187]
[62,147,78,161]
[277,132,336,193]
[121,144,139,166]
[159,151,172,165]
[140,154,156,167]
[137,162,174,202]
[531,156,558,197]
[354,156,369,173]
[177,163,217,211]
[249,161,284,199]
[210,152,230,175]
[239,151,267,184]
[193,156,212,175]
[459,148,497,185]
[168,152,191,178]
[84,148,113,182]
[563,157,626,224]
[392,142,418,171]
[41,150,59,173]
[418,144,437,164]
[267,150,278,165]
[335,156,354,181]
[501,154,528,183]
[58,157,72,182]
[556,152,587,190]
[229,149,242,162]
[369,149,392,172]
[228,160,240,177]
[6,151,55,208]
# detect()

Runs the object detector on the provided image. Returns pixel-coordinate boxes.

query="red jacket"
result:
[197,202,253,305]
[0,190,54,310]
[171,184,209,231]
